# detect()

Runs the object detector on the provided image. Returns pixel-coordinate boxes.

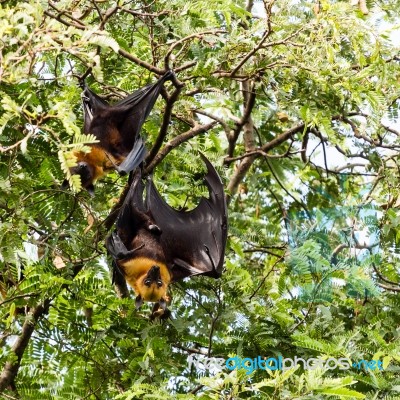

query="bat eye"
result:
[144,278,152,286]
[157,279,163,287]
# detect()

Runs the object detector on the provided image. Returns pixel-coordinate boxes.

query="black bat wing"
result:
[82,71,174,173]
[81,86,109,135]
[106,169,146,262]
[109,70,174,174]
[145,153,228,281]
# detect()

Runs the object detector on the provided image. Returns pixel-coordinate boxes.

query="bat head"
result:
[137,265,168,302]
[70,161,96,195]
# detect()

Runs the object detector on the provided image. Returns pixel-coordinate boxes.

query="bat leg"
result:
[107,232,144,260]
[119,243,145,260]
[159,297,167,311]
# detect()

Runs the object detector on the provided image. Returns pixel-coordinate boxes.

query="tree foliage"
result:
[1,0,400,398]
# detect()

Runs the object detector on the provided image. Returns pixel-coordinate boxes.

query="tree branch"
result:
[117,49,164,74]
[226,122,306,198]
[144,121,218,174]
[228,80,257,157]
[164,29,225,70]
[146,86,183,166]
[0,300,51,392]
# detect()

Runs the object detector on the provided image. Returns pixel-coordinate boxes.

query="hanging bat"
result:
[66,71,174,194]
[106,153,228,319]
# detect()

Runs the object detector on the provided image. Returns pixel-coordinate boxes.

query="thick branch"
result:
[120,7,171,17]
[260,122,305,153]
[0,300,51,392]
[228,80,257,157]
[194,109,231,138]
[146,86,183,166]
[377,282,400,292]
[118,49,164,74]
[174,61,197,73]
[227,80,257,199]
[226,122,306,197]
[230,0,274,76]
[372,263,400,288]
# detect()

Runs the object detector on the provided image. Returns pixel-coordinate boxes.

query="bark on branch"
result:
[228,80,257,157]
[226,122,306,198]
[226,80,257,200]
[146,86,183,166]
[0,300,51,392]
[145,121,218,174]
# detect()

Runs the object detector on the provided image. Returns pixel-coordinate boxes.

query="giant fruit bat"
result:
[69,71,174,194]
[106,153,228,318]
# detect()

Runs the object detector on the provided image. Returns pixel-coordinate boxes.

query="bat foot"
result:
[149,303,171,321]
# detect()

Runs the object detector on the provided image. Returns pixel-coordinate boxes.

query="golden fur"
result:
[120,257,171,302]
[73,145,121,182]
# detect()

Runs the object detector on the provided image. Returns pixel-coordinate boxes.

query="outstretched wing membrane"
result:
[146,153,228,280]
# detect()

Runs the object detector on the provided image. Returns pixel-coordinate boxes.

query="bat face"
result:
[138,265,167,302]
[70,161,95,188]
[119,256,171,303]
[70,144,120,193]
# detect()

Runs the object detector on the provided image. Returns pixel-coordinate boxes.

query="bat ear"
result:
[135,295,143,309]
[61,179,69,190]
[86,184,95,197]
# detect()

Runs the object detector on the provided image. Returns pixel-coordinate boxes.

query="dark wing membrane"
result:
[116,136,146,174]
[106,232,129,261]
[81,86,109,135]
[117,169,147,244]
[81,71,174,173]
[109,71,174,173]
[106,169,146,260]
[146,153,228,281]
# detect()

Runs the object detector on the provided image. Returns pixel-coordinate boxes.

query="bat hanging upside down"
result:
[65,71,174,194]
[106,153,228,319]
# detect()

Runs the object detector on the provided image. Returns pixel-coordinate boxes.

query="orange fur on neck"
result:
[73,146,120,181]
[120,257,171,302]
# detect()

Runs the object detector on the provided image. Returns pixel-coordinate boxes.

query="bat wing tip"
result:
[163,70,176,81]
